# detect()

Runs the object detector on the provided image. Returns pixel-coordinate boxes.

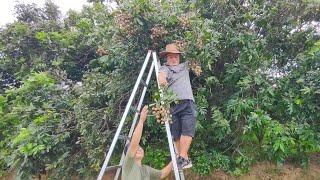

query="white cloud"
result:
[0,0,89,27]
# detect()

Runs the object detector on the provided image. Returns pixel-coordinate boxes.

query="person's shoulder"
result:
[124,153,135,161]
[159,64,169,72]
[181,61,189,69]
[123,154,136,170]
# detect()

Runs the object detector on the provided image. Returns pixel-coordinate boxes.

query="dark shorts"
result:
[170,99,197,141]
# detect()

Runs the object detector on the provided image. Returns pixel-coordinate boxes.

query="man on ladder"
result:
[158,43,197,169]
[122,105,173,180]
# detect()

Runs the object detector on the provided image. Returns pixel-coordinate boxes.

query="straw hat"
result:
[159,43,182,57]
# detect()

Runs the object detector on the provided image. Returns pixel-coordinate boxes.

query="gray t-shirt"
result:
[159,61,194,101]
[122,154,161,180]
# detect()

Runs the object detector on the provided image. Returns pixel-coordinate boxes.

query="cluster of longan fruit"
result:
[189,61,202,77]
[150,25,168,40]
[96,47,108,56]
[178,15,191,29]
[174,40,188,52]
[196,38,204,49]
[151,104,172,124]
[115,11,136,37]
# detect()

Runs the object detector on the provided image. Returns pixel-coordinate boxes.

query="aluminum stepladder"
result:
[97,50,185,180]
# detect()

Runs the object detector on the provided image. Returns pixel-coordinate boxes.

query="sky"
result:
[0,0,90,26]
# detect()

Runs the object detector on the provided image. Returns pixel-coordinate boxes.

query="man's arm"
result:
[158,71,168,87]
[127,105,148,156]
[158,65,170,87]
[160,162,173,179]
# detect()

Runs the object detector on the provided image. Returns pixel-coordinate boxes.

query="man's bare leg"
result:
[175,139,180,154]
[179,135,192,159]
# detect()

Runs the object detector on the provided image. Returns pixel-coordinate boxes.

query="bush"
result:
[192,150,231,175]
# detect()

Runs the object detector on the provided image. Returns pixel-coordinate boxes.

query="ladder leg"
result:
[164,122,181,180]
[152,51,183,180]
[97,51,152,180]
[173,140,185,180]
[113,59,155,180]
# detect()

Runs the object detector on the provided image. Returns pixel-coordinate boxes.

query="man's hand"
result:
[139,105,148,123]
[158,71,168,87]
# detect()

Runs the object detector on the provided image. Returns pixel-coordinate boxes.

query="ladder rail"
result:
[97,50,152,180]
[173,142,185,180]
[152,52,182,180]
[113,59,156,180]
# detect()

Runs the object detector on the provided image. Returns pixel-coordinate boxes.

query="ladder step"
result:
[140,79,148,87]
[129,106,140,114]
[118,135,130,141]
[105,165,122,172]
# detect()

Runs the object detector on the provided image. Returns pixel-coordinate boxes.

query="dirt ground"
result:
[174,154,320,180]
[1,154,320,180]
[178,161,320,180]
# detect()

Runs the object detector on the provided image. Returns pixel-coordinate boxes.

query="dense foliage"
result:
[1,0,319,178]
